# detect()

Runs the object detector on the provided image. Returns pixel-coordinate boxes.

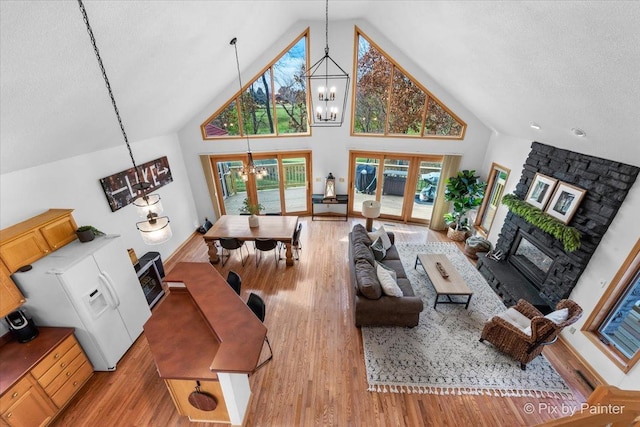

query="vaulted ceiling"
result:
[1,1,639,174]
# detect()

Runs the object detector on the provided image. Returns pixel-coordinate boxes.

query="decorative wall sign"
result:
[525,173,557,210]
[100,156,173,212]
[544,181,586,224]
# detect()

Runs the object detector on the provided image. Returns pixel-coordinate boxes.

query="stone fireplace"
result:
[477,142,639,311]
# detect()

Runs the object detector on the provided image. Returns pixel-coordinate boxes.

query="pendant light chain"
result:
[231,38,253,155]
[324,0,329,54]
[77,0,144,187]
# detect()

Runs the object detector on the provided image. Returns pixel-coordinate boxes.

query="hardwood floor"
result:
[51,218,602,427]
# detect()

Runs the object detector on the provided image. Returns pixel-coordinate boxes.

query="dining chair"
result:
[254,238,280,266]
[291,222,303,260]
[219,238,248,266]
[246,293,273,372]
[226,270,241,295]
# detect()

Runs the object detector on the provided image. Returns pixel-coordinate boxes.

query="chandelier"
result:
[304,0,350,127]
[78,0,171,245]
[231,38,268,182]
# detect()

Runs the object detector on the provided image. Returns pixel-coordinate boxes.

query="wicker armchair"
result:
[479,299,583,370]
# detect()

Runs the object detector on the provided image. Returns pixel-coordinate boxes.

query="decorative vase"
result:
[447,226,467,242]
[248,214,259,228]
[76,229,95,242]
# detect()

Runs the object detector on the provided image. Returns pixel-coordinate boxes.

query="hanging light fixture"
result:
[230,37,268,182]
[78,0,171,245]
[304,0,350,127]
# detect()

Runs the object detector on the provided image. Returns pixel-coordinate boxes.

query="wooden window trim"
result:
[474,162,510,237]
[582,238,640,373]
[200,29,311,140]
[351,26,466,140]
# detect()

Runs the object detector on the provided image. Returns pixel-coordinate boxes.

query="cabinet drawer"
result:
[50,361,92,408]
[31,335,78,379]
[43,350,86,397]
[0,375,32,412]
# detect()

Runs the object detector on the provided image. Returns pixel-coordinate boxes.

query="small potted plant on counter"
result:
[76,225,105,242]
[241,198,264,228]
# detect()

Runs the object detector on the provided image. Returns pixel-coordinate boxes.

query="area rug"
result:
[361,242,573,398]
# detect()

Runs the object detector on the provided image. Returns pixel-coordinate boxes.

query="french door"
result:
[349,151,443,224]
[209,151,311,216]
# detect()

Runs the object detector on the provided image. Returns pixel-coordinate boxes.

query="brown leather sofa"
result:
[348,224,423,327]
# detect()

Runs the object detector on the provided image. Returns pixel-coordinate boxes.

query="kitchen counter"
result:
[0,327,74,396]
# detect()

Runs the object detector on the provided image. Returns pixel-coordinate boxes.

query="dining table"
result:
[203,215,299,266]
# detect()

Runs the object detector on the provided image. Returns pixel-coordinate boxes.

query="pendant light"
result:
[231,38,268,182]
[78,0,171,245]
[304,0,350,127]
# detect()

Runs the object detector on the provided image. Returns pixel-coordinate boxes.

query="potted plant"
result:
[241,198,264,228]
[443,170,486,241]
[76,225,105,242]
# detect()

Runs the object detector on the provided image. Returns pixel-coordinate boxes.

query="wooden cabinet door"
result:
[39,216,77,251]
[0,261,25,318]
[0,376,56,427]
[165,379,229,423]
[0,232,50,273]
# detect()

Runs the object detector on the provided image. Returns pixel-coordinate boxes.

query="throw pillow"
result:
[355,260,382,299]
[370,237,387,261]
[376,263,403,297]
[545,308,569,324]
[376,261,397,282]
[367,225,392,250]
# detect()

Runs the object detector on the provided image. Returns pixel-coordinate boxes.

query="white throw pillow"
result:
[376,263,403,297]
[545,308,569,324]
[498,307,532,335]
[368,225,392,250]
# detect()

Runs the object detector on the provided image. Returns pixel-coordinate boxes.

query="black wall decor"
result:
[100,156,173,212]
[479,142,639,308]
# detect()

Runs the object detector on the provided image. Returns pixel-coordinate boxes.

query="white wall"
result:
[177,19,492,222]
[481,132,640,389]
[0,133,199,267]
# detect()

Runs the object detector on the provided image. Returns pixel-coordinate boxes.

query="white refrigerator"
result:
[11,235,151,371]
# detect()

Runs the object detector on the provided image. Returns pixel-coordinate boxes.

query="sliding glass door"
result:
[349,151,442,225]
[209,151,311,216]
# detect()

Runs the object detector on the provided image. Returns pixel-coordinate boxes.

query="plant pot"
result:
[447,226,467,242]
[76,229,95,242]
[248,214,259,228]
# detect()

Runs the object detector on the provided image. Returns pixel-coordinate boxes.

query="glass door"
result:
[214,158,248,215]
[476,163,510,235]
[408,158,442,224]
[282,156,308,213]
[351,157,380,215]
[254,156,282,214]
[380,158,410,219]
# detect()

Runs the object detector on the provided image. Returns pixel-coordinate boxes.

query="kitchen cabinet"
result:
[166,379,229,423]
[0,375,56,427]
[0,261,25,318]
[0,209,77,274]
[0,328,93,427]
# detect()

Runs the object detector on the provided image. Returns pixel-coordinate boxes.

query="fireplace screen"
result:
[509,232,554,288]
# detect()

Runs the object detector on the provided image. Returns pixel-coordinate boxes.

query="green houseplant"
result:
[443,170,486,241]
[75,225,105,243]
[241,198,264,228]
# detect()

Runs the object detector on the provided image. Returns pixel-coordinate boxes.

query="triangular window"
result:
[353,28,466,139]
[201,30,309,139]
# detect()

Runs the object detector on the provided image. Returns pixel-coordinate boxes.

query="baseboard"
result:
[559,335,608,389]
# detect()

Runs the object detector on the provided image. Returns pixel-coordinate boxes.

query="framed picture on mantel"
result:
[545,181,586,224]
[525,173,557,210]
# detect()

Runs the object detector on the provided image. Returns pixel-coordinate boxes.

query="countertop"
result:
[144,262,267,379]
[0,327,75,395]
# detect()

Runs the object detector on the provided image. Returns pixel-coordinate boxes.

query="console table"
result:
[311,194,348,221]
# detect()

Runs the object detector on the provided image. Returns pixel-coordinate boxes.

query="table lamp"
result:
[362,200,381,232]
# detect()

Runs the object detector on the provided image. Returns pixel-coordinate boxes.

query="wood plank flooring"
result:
[51,218,602,427]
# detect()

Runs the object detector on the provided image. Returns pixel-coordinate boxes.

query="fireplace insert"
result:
[508,231,555,290]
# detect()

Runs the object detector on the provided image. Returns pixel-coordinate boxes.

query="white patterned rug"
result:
[362,242,573,398]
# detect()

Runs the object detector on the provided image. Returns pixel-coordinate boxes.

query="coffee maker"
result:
[5,310,39,343]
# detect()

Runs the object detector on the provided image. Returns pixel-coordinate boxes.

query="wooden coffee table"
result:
[414,253,473,309]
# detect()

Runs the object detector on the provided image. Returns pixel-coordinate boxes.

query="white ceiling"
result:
[2,1,639,174]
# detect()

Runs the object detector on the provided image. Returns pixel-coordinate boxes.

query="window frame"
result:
[350,26,466,140]
[583,238,640,373]
[200,29,311,140]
